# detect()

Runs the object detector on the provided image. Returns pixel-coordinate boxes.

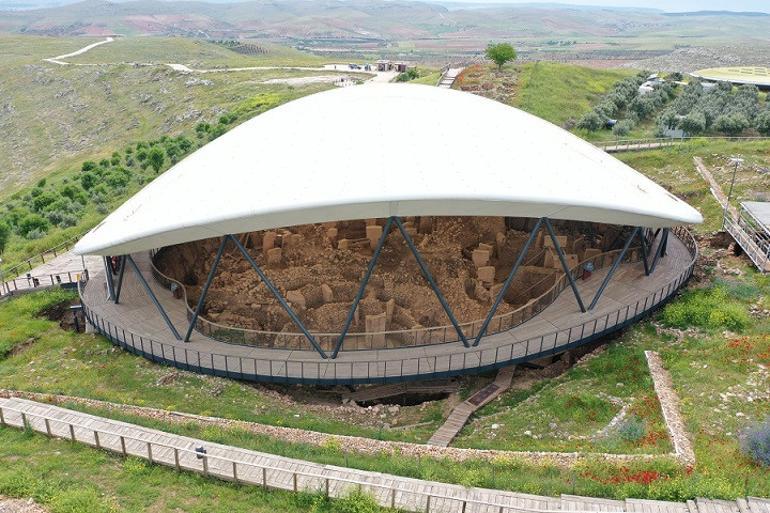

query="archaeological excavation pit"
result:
[154,216,637,351]
[74,84,701,384]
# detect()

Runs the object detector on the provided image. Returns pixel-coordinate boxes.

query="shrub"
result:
[17,214,49,238]
[678,111,706,134]
[740,416,770,467]
[80,172,97,191]
[662,286,750,331]
[577,111,604,131]
[616,415,647,442]
[612,119,635,137]
[335,490,380,513]
[756,110,770,135]
[0,220,9,254]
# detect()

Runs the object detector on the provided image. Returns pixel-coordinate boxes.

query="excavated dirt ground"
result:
[156,217,627,335]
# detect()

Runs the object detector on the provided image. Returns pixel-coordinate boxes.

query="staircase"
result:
[427,365,516,447]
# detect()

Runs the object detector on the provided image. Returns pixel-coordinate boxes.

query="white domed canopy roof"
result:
[75,84,702,256]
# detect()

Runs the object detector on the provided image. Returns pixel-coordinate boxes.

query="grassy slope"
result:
[0,291,443,442]
[512,62,632,128]
[454,62,632,128]
[0,35,327,201]
[0,428,387,513]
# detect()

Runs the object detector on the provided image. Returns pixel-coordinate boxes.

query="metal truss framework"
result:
[113,218,669,359]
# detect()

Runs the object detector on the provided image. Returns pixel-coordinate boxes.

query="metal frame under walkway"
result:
[78,227,697,385]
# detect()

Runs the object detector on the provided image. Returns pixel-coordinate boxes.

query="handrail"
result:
[148,242,641,351]
[593,135,770,151]
[0,402,631,513]
[76,227,697,384]
[723,215,770,272]
[1,234,82,279]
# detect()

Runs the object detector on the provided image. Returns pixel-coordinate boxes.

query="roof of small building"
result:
[75,84,702,256]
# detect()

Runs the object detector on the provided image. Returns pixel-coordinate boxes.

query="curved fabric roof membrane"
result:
[75,84,702,256]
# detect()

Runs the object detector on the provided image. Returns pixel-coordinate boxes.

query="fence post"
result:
[325,478,330,497]
[293,472,297,492]
[44,418,52,436]
[202,455,209,475]
[20,412,28,430]
[120,436,127,455]
[69,423,76,441]
[94,431,101,449]
[426,494,431,513]
[232,461,238,483]
[147,442,153,463]
[0,407,4,426]
[262,467,267,489]
[174,448,180,470]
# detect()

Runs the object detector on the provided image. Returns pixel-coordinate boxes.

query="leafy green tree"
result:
[612,119,635,137]
[714,113,749,136]
[576,111,604,132]
[679,111,706,135]
[485,43,517,70]
[147,147,165,173]
[17,214,49,238]
[756,110,770,135]
[0,221,9,255]
[80,172,97,191]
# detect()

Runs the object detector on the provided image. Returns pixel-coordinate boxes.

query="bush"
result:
[577,111,604,131]
[612,119,635,137]
[616,415,647,442]
[0,220,9,255]
[335,490,380,513]
[17,214,49,238]
[756,110,770,135]
[740,417,770,467]
[662,286,750,331]
[678,111,706,134]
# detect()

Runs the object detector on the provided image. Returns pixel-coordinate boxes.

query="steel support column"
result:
[638,229,651,276]
[331,217,395,359]
[103,256,115,301]
[587,227,639,311]
[114,256,126,304]
[543,218,586,313]
[473,217,544,346]
[394,217,470,347]
[649,228,668,274]
[124,255,182,340]
[184,237,229,342]
[229,235,328,358]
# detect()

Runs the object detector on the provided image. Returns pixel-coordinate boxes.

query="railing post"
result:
[69,423,76,441]
[94,431,101,449]
[147,442,153,463]
[262,467,267,489]
[174,448,180,470]
[0,407,4,426]
[232,461,238,483]
[120,436,127,455]
[44,418,52,436]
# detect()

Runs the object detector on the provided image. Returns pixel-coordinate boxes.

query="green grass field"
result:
[454,62,633,128]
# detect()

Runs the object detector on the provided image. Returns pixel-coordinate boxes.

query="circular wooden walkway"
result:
[79,229,697,384]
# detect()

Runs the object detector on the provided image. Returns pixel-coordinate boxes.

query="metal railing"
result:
[0,269,83,299]
[594,136,770,153]
[78,227,696,385]
[148,244,642,352]
[0,403,623,513]
[1,235,81,279]
[724,215,770,272]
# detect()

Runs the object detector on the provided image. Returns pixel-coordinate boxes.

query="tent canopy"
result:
[75,84,702,256]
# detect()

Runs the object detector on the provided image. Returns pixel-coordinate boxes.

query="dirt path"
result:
[43,36,115,65]
[42,39,396,83]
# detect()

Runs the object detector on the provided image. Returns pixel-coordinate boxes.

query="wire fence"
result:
[78,227,696,385]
